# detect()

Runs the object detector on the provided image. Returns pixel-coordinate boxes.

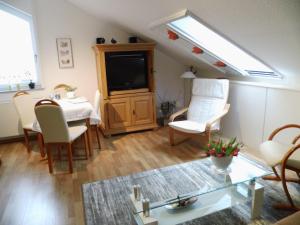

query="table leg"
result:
[250,180,264,219]
[86,119,92,156]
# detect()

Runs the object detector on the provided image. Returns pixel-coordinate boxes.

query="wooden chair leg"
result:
[263,166,282,181]
[23,129,31,153]
[37,133,45,158]
[83,132,89,159]
[67,143,73,173]
[169,127,175,146]
[95,125,101,149]
[282,169,295,207]
[273,163,300,210]
[46,144,53,174]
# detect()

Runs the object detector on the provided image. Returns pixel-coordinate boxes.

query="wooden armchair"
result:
[53,83,72,98]
[168,78,230,145]
[259,124,300,210]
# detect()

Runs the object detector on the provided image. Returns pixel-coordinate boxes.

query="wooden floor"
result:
[0,127,206,225]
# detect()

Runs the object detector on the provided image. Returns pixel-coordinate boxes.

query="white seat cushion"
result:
[169,120,206,134]
[23,123,34,130]
[259,141,300,169]
[90,115,100,125]
[68,125,87,142]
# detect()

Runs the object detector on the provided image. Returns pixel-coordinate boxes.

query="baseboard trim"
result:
[0,133,37,144]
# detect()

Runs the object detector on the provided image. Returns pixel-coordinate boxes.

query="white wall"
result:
[221,82,300,154]
[0,0,185,138]
[154,50,185,108]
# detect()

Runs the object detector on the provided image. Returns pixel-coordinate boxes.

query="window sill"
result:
[0,84,45,104]
[0,84,44,93]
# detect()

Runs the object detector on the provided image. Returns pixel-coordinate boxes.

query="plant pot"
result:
[28,81,35,89]
[66,91,76,99]
[210,156,233,172]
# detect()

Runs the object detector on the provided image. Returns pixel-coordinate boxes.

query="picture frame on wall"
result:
[56,38,74,68]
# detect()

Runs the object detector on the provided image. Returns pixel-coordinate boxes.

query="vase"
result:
[211,156,233,172]
[66,91,76,99]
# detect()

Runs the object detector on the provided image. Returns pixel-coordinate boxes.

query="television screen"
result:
[105,51,148,92]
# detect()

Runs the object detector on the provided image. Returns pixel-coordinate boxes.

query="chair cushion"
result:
[23,123,34,130]
[68,125,87,142]
[169,120,206,134]
[90,115,100,125]
[192,78,229,99]
[259,141,300,169]
[187,79,229,131]
[187,97,224,130]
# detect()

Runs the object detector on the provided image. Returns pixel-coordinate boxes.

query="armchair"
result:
[168,78,230,145]
[259,124,300,210]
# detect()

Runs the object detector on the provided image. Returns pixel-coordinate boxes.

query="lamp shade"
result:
[181,71,196,79]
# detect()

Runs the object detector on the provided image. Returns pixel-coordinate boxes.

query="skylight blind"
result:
[167,14,280,78]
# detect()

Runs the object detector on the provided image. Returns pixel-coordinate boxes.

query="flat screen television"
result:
[105,51,148,92]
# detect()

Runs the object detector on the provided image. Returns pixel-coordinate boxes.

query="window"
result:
[0,1,39,91]
[153,10,281,78]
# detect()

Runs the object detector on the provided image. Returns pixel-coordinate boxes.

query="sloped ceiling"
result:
[68,0,300,80]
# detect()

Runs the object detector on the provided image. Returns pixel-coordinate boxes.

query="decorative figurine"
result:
[111,38,117,44]
[28,80,35,89]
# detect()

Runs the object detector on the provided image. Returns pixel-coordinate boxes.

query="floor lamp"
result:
[181,71,196,107]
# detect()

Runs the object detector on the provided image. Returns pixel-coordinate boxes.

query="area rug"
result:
[82,156,300,225]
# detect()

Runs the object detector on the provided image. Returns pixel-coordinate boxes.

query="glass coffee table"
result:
[132,154,272,225]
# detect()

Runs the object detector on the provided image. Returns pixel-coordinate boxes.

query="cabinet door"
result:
[108,98,131,129]
[131,95,153,126]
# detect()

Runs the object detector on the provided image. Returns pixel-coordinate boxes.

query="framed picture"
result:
[56,38,74,68]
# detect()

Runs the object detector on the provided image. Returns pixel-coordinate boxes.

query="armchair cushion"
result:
[192,78,228,98]
[259,141,300,169]
[169,120,206,134]
[187,97,225,130]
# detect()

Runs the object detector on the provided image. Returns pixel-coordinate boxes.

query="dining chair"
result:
[13,91,45,157]
[168,78,230,146]
[34,99,89,173]
[53,83,71,98]
[90,90,101,149]
[259,124,300,210]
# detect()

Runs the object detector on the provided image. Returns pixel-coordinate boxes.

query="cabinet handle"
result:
[133,110,135,115]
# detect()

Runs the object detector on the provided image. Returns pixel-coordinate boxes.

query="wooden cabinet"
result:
[131,95,153,126]
[108,94,154,130]
[108,98,131,129]
[93,43,157,136]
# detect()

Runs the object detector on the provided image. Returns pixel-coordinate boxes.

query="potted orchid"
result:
[205,137,243,171]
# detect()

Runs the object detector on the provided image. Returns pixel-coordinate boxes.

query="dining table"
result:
[32,97,99,156]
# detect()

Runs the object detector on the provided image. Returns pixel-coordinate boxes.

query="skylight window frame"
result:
[0,1,41,92]
[151,10,282,79]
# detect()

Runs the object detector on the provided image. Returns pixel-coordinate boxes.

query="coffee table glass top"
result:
[133,154,272,213]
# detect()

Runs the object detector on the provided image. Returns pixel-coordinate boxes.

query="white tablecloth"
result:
[32,97,98,132]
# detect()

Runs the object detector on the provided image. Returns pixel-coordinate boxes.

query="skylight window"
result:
[0,1,39,91]
[166,13,280,78]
